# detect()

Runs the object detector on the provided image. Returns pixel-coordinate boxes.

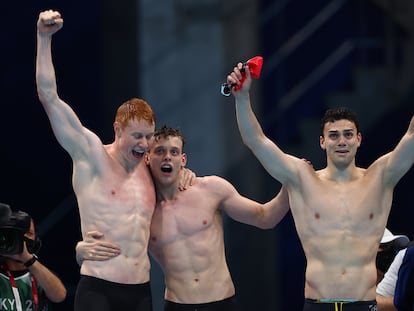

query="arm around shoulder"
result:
[217,175,290,229]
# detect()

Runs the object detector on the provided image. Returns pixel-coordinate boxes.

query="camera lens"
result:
[0,228,22,254]
[0,231,14,253]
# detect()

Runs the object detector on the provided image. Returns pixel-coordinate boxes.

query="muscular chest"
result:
[293,178,385,234]
[150,195,219,246]
[78,164,156,221]
[105,174,155,209]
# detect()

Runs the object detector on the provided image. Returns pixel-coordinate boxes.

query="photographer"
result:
[0,204,66,310]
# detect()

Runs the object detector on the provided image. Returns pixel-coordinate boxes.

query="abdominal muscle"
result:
[303,243,378,300]
[81,247,151,284]
[163,259,235,303]
[290,167,390,301]
[76,187,154,284]
[71,148,156,284]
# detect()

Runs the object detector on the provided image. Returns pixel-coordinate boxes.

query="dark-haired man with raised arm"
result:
[226,63,414,310]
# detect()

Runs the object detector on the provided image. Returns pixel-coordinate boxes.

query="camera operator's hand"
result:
[5,241,33,264]
[76,230,121,265]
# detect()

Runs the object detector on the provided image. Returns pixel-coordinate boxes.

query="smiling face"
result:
[113,98,156,168]
[115,118,155,166]
[146,133,187,189]
[320,119,362,169]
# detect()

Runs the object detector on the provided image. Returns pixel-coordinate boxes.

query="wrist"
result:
[24,254,39,268]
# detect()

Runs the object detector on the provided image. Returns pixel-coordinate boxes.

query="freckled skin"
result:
[36,10,157,284]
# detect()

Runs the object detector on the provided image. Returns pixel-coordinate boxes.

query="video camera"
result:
[0,203,31,255]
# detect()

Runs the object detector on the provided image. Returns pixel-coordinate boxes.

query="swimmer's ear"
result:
[114,121,121,138]
[181,153,187,168]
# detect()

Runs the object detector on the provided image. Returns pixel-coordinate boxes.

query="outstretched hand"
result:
[37,10,64,36]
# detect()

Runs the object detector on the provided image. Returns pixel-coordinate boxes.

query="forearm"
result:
[376,295,396,311]
[384,115,414,185]
[260,187,290,229]
[235,93,266,149]
[28,260,67,303]
[36,33,58,104]
[228,189,290,230]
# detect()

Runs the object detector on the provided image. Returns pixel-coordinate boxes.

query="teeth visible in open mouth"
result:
[161,165,172,173]
[132,150,145,158]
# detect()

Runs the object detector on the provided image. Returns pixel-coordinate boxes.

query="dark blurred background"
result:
[1,0,413,310]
